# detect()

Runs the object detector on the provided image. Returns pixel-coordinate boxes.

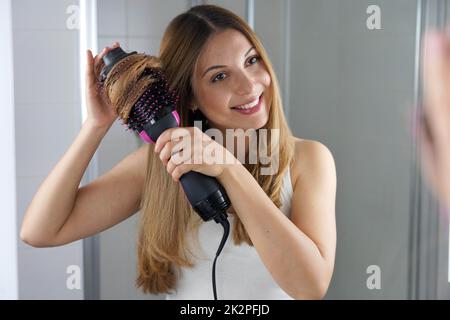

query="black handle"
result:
[143,111,231,221]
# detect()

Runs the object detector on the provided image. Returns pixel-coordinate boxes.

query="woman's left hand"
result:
[154,127,239,182]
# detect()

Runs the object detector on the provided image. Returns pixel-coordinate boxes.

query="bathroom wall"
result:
[12,0,83,299]
[207,0,246,20]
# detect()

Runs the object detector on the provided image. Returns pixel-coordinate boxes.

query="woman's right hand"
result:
[85,42,121,129]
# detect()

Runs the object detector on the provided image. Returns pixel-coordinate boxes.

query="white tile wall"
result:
[126,0,189,37]
[100,117,139,146]
[206,0,246,21]
[13,30,80,104]
[18,243,83,299]
[12,0,80,30]
[97,139,140,176]
[127,36,161,55]
[97,0,127,37]
[97,36,128,52]
[15,104,80,177]
[12,0,84,299]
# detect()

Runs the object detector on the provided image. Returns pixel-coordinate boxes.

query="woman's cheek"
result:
[260,69,271,87]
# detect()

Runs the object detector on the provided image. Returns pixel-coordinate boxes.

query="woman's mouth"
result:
[231,93,263,115]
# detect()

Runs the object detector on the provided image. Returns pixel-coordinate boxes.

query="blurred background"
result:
[1,0,450,299]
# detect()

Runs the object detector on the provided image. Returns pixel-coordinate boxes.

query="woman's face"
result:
[191,29,271,132]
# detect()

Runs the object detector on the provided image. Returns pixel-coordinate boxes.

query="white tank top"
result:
[165,167,295,300]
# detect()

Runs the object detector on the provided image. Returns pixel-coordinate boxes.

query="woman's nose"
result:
[234,72,256,95]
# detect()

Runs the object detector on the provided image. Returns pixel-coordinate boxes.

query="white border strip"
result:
[0,0,18,300]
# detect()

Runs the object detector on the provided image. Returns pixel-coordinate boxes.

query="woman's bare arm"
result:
[20,119,149,247]
[20,42,151,247]
[51,141,148,247]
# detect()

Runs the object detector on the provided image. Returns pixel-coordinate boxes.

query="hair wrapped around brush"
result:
[99,53,179,132]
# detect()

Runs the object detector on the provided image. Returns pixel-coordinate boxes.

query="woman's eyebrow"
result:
[202,46,256,78]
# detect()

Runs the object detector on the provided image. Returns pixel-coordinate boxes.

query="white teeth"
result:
[234,98,259,110]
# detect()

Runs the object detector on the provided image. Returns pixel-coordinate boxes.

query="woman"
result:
[20,5,336,300]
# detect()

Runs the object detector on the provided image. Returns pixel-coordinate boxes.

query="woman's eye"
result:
[212,73,226,83]
[248,55,261,65]
[211,55,261,83]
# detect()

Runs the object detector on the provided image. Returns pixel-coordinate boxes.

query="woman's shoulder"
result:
[291,137,332,153]
[290,137,335,190]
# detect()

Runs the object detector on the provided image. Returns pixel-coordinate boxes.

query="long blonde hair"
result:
[135,4,295,294]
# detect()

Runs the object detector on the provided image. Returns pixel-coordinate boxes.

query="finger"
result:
[93,46,110,79]
[166,157,177,175]
[202,140,221,165]
[155,127,191,153]
[85,49,95,88]
[172,163,195,182]
[94,43,120,70]
[96,46,109,60]
[170,145,192,166]
[167,155,190,176]
[104,43,120,54]
[159,141,177,166]
[172,138,186,155]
